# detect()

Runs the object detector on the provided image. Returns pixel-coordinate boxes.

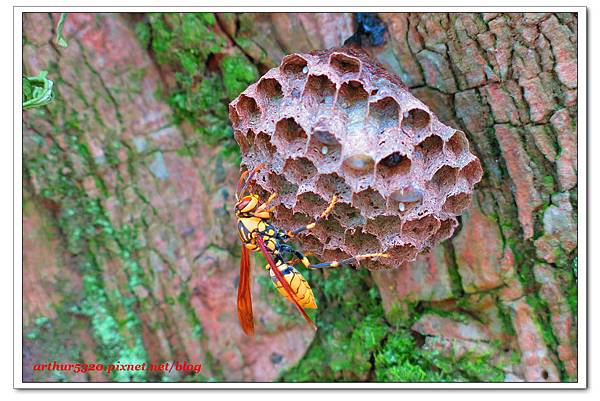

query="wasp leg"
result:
[284,257,303,266]
[285,254,317,267]
[277,241,387,270]
[256,192,278,213]
[285,252,312,269]
[286,195,338,238]
[306,253,389,269]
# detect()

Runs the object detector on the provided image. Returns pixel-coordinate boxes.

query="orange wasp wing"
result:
[255,235,317,331]
[237,245,255,335]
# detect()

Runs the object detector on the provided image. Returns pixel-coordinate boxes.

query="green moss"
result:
[233,14,280,68]
[25,315,52,340]
[385,301,419,327]
[374,328,504,382]
[496,300,516,337]
[176,288,204,340]
[453,352,505,382]
[175,146,195,158]
[525,293,566,378]
[421,306,471,324]
[25,84,149,381]
[374,330,436,382]
[279,265,505,382]
[25,300,93,382]
[278,257,506,382]
[139,12,257,161]
[220,54,258,100]
[280,267,388,381]
[134,22,151,49]
[566,258,578,316]
[541,175,556,194]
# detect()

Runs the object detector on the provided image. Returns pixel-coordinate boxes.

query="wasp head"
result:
[235,194,260,217]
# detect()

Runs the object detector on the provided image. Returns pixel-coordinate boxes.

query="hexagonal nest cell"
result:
[230,47,482,269]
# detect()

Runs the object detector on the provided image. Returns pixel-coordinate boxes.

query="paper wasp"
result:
[235,163,388,335]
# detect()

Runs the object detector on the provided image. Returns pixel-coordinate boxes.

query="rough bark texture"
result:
[23,12,577,383]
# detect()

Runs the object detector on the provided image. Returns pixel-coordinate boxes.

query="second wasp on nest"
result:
[229,47,483,270]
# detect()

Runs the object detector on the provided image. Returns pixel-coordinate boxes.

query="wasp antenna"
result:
[238,163,265,199]
[236,169,250,200]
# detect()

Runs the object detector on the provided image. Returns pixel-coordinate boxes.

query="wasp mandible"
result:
[235,163,388,335]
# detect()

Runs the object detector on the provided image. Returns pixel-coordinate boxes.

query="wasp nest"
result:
[229,48,482,270]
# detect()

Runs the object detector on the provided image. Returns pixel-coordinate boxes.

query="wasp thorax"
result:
[230,47,483,269]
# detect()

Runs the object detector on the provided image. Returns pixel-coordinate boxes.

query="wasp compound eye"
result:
[229,48,483,269]
[236,199,251,210]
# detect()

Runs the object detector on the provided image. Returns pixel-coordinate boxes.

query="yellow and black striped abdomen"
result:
[269,264,317,309]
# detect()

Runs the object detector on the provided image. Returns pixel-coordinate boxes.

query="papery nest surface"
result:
[230,47,483,270]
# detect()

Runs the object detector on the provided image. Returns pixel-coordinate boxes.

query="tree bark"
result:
[22,12,577,382]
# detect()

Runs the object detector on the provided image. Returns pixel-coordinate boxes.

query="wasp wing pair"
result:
[237,237,317,336]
